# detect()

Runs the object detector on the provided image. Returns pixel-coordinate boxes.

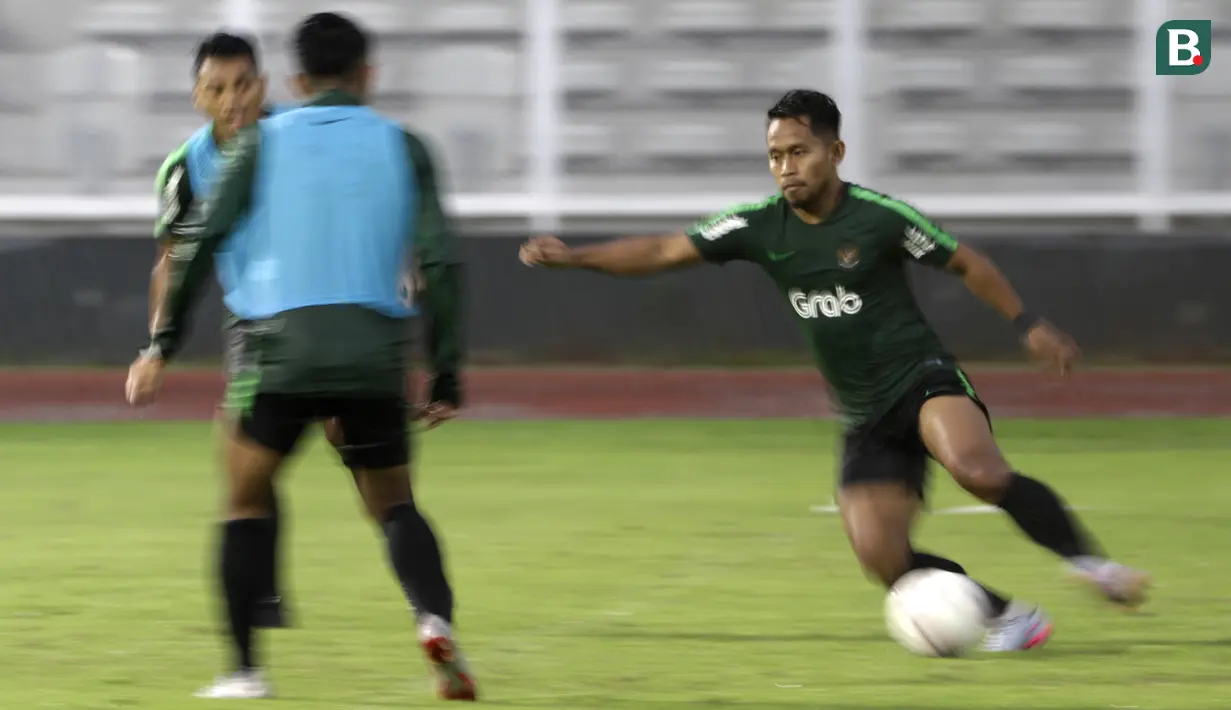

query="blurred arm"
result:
[149,244,170,336]
[945,245,1025,321]
[150,127,258,361]
[406,132,465,407]
[566,233,704,276]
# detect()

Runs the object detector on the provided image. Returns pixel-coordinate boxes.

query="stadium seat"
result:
[631,112,766,165]
[634,121,732,160]
[258,1,412,35]
[563,122,620,160]
[417,2,523,36]
[753,50,833,96]
[408,102,521,192]
[883,118,972,161]
[1173,0,1231,23]
[0,53,49,111]
[1005,0,1128,34]
[885,55,978,96]
[141,49,192,102]
[766,0,835,32]
[562,1,637,35]
[644,55,745,96]
[987,114,1130,159]
[996,55,1104,93]
[0,112,58,174]
[657,0,758,34]
[869,0,986,34]
[51,43,142,100]
[78,1,220,40]
[563,56,624,97]
[409,46,521,98]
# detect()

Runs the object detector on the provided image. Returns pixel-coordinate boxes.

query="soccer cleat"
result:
[980,603,1053,652]
[1071,560,1152,609]
[418,615,478,701]
[193,670,273,699]
[253,596,291,629]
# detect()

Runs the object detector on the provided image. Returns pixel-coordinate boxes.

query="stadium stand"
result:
[0,0,1227,198]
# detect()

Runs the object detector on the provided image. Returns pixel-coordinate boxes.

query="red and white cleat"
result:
[419,615,478,701]
[981,603,1054,652]
[1072,560,1152,609]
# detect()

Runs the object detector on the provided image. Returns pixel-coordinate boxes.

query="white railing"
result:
[1,192,1229,225]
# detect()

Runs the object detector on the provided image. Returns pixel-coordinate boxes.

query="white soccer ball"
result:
[884,568,991,657]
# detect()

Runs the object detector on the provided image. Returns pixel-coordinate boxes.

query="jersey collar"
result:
[787,181,855,225]
[304,89,363,107]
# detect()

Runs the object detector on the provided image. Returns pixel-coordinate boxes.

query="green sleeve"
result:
[151,125,260,361]
[885,202,960,270]
[405,130,465,406]
[153,146,194,242]
[684,197,776,264]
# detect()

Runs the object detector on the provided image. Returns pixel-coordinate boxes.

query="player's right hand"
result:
[519,235,571,268]
[125,349,166,407]
[1023,321,1080,377]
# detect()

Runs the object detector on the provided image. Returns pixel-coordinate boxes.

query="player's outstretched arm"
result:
[520,233,703,276]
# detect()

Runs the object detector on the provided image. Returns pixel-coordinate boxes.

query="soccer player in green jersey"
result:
[521,90,1151,651]
[148,32,295,630]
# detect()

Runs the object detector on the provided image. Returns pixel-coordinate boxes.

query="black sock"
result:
[383,502,454,624]
[264,493,281,602]
[998,473,1104,560]
[911,550,1010,617]
[220,518,275,671]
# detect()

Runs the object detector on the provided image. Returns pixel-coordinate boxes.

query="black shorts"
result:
[838,366,990,500]
[237,392,410,470]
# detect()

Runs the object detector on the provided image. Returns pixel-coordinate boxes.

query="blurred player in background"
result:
[132,13,473,700]
[521,89,1150,651]
[149,31,294,630]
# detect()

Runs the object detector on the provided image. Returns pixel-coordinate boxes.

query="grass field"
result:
[2,419,1230,709]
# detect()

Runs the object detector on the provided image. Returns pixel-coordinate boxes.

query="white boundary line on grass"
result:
[810,501,1093,515]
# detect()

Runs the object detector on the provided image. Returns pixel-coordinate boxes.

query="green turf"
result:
[1,419,1229,709]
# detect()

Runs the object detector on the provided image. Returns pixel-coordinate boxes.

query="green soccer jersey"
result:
[685,184,961,425]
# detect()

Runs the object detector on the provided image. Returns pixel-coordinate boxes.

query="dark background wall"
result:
[1,234,1229,365]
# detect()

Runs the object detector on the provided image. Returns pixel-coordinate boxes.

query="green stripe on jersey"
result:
[155,142,189,194]
[153,142,190,236]
[849,186,958,250]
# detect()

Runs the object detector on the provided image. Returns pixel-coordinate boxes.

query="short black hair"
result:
[293,12,370,79]
[192,32,259,77]
[767,90,841,140]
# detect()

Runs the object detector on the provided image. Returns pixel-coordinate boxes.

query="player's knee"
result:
[944,455,1012,501]
[355,467,414,521]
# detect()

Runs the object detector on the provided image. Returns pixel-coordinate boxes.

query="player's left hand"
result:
[1023,321,1080,376]
[417,402,458,429]
[125,350,166,406]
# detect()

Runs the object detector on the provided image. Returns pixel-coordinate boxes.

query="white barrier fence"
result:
[0,192,1229,229]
